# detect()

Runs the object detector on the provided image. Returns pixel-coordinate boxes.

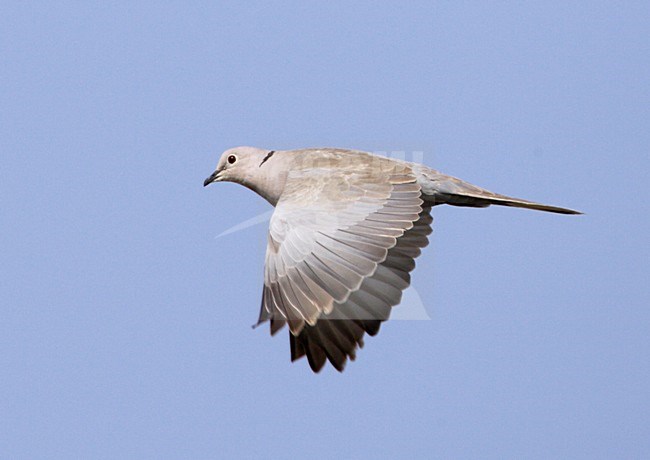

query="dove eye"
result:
[227,155,237,164]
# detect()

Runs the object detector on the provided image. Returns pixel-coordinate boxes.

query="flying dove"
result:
[204,147,580,372]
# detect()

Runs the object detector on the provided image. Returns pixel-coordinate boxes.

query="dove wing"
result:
[258,155,429,370]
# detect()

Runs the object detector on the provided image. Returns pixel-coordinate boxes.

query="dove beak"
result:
[203,170,222,187]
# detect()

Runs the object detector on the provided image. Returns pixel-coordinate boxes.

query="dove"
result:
[204,146,580,372]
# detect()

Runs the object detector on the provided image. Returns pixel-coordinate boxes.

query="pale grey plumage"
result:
[204,146,580,372]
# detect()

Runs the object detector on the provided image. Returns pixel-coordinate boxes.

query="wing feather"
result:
[292,208,433,371]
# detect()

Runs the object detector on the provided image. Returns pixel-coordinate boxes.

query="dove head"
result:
[204,146,287,205]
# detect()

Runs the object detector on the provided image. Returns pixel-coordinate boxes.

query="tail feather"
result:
[439,191,582,214]
[419,169,582,215]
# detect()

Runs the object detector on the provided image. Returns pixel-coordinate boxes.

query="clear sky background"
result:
[2,1,649,458]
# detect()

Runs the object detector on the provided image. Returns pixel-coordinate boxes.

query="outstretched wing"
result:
[258,153,427,370]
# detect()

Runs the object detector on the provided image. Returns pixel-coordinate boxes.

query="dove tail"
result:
[435,192,582,214]
[421,171,582,215]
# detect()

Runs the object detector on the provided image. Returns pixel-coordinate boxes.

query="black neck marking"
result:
[259,150,275,168]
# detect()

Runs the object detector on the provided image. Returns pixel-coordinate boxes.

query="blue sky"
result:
[1,1,649,458]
